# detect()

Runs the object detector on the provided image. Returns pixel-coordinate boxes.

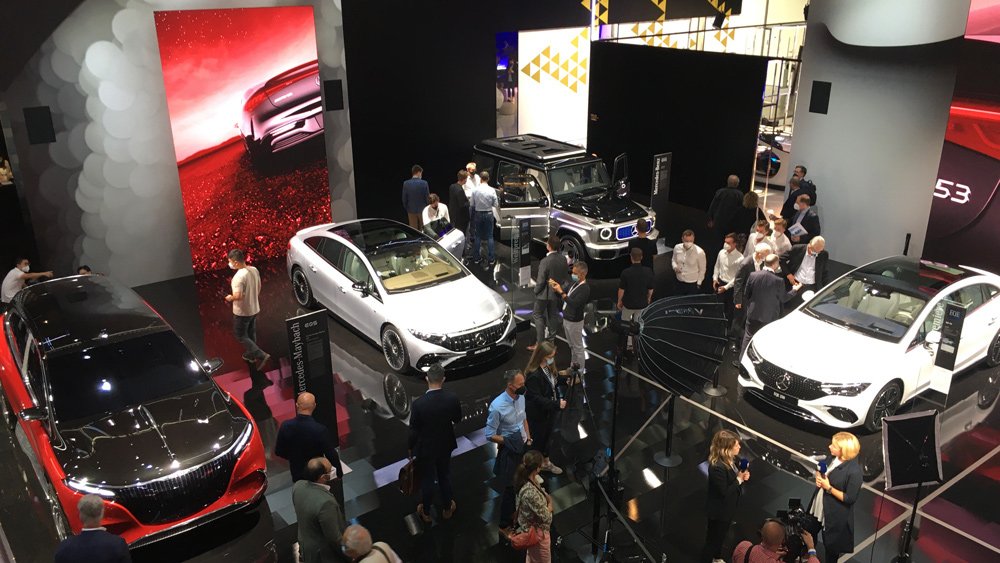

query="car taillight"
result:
[244,90,271,112]
[245,66,318,113]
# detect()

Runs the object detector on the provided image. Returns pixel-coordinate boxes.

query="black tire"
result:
[559,234,586,264]
[865,380,903,432]
[381,325,410,374]
[383,373,412,419]
[985,329,1000,368]
[43,479,72,540]
[291,267,316,308]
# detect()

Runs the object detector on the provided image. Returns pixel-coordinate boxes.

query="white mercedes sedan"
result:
[739,256,1000,431]
[287,219,514,373]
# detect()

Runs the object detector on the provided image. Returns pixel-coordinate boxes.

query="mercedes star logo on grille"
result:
[474,332,487,347]
[775,373,793,392]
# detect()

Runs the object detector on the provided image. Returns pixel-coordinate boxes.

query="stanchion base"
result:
[703,382,728,397]
[654,451,682,468]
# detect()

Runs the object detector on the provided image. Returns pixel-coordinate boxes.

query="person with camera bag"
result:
[809,432,863,563]
[512,450,553,563]
[702,430,749,563]
[732,520,820,563]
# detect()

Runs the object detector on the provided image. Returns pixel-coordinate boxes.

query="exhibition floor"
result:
[0,247,997,562]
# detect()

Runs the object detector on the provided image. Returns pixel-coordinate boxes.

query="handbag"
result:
[509,482,544,550]
[398,457,419,496]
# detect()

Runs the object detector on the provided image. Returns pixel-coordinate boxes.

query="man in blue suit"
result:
[409,363,462,522]
[54,494,130,563]
[402,164,431,230]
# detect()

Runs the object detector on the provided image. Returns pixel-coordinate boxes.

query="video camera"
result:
[775,498,821,563]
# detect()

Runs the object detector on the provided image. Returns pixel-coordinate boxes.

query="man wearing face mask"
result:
[788,194,821,244]
[2,257,53,309]
[487,370,532,536]
[782,236,828,311]
[743,219,776,259]
[224,249,269,370]
[293,457,347,563]
[550,261,591,376]
[742,254,802,354]
[731,243,772,360]
[672,229,706,295]
[713,234,742,323]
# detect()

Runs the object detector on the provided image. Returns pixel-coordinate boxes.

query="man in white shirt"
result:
[463,162,481,195]
[1,257,53,307]
[672,229,706,295]
[713,233,743,323]
[224,249,269,369]
[770,218,792,256]
[469,180,499,265]
[421,193,450,236]
[743,219,776,259]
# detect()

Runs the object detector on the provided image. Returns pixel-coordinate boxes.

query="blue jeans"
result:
[472,211,495,262]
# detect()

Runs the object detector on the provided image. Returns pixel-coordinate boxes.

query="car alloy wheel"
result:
[560,235,585,264]
[866,381,902,431]
[381,325,410,374]
[44,479,72,540]
[383,373,412,419]
[292,267,316,308]
[986,330,1000,368]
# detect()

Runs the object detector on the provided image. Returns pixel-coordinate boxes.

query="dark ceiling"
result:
[1,0,84,92]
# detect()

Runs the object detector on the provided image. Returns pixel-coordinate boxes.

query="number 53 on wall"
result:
[934,179,971,204]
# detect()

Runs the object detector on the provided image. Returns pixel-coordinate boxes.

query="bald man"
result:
[275,392,342,482]
[341,524,402,562]
[732,519,819,562]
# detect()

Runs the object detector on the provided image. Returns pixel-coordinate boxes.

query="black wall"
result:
[342,0,589,222]
[587,42,767,211]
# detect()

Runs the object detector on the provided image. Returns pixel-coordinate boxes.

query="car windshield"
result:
[366,240,466,293]
[550,161,610,201]
[47,330,210,424]
[803,274,929,342]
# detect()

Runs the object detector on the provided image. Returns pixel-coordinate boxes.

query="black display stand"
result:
[286,310,338,445]
[883,410,943,563]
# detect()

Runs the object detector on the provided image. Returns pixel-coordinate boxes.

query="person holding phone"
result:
[809,432,863,563]
[702,429,749,563]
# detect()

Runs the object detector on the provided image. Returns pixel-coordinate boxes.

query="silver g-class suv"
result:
[473,135,658,262]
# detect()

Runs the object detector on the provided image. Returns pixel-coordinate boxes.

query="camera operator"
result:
[732,520,820,563]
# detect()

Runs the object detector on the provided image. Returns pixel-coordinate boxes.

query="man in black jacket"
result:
[275,392,342,482]
[779,174,818,220]
[787,194,821,244]
[742,254,801,354]
[706,174,743,237]
[408,363,462,522]
[781,237,828,311]
[531,233,569,350]
[551,260,591,374]
[54,495,130,563]
[448,170,471,258]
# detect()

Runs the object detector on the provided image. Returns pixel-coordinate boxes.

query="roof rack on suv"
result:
[478,135,586,163]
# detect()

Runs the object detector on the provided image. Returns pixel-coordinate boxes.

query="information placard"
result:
[650,152,672,227]
[286,310,338,445]
[934,301,965,373]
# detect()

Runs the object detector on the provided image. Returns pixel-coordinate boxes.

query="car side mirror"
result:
[539,196,550,208]
[19,407,48,422]
[801,290,816,303]
[925,330,942,346]
[203,357,224,374]
[352,281,369,296]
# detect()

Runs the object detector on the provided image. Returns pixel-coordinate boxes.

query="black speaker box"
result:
[808,81,832,115]
[323,79,344,111]
[23,106,56,144]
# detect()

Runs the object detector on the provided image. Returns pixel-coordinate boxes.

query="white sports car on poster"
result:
[739,256,1000,431]
[287,219,514,373]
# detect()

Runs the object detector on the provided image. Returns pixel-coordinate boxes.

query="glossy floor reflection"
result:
[1,240,998,562]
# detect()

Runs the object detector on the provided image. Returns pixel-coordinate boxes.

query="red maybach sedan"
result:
[0,275,267,547]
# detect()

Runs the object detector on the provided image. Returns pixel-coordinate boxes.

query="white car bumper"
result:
[406,313,516,371]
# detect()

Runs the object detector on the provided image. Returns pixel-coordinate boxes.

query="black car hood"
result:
[55,383,248,487]
[554,193,647,224]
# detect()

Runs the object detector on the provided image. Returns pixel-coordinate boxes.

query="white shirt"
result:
[672,243,706,284]
[770,231,792,255]
[421,202,450,226]
[2,267,27,303]
[231,266,261,317]
[463,172,481,197]
[713,248,743,288]
[795,250,818,285]
[743,230,776,258]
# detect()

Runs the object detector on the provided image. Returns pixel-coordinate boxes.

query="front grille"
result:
[756,359,825,400]
[114,450,237,525]
[746,389,823,424]
[446,322,506,352]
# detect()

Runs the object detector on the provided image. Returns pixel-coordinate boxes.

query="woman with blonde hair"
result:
[513,450,553,562]
[524,341,568,475]
[701,429,749,563]
[810,431,863,563]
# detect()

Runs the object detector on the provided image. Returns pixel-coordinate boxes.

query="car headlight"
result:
[599,227,613,241]
[820,382,871,397]
[66,478,115,498]
[501,306,512,329]
[746,342,763,364]
[408,329,448,346]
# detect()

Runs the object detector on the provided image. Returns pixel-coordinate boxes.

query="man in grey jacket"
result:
[293,457,347,563]
[530,233,569,350]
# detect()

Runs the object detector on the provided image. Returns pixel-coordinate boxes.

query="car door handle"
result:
[990,316,998,326]
[308,264,318,273]
[339,286,346,293]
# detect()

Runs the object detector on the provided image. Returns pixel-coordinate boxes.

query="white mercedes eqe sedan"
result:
[287,219,514,373]
[739,256,1000,431]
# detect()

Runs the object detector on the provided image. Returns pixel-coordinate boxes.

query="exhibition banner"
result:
[286,309,338,445]
[154,7,332,272]
[517,27,590,147]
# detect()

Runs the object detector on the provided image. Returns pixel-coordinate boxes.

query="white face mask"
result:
[682,241,693,249]
[793,203,801,211]
[228,261,236,270]
[20,265,29,273]
[723,243,733,251]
